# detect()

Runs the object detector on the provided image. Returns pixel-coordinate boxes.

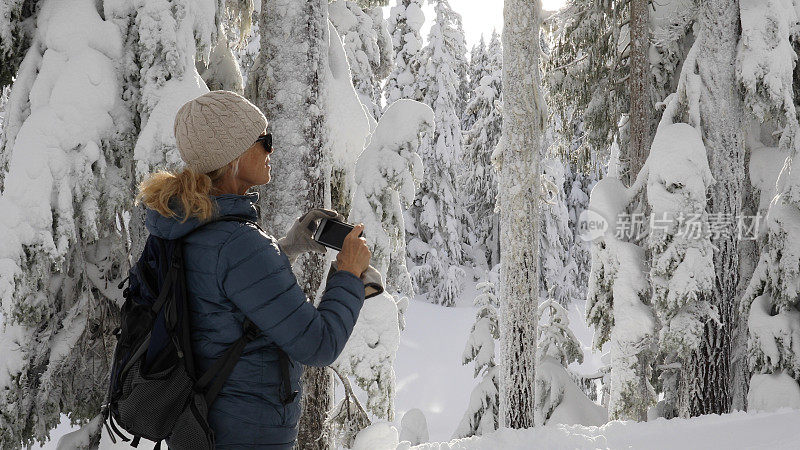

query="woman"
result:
[135,90,371,449]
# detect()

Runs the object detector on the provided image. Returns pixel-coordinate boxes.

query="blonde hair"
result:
[136,160,240,223]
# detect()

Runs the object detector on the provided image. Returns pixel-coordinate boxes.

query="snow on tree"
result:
[563,155,602,315]
[585,168,656,420]
[105,0,221,258]
[647,123,717,419]
[324,22,428,447]
[739,0,800,410]
[534,356,608,427]
[329,0,393,119]
[538,299,583,369]
[495,0,546,429]
[331,292,401,422]
[406,0,468,307]
[0,0,37,90]
[384,0,426,105]
[0,0,134,446]
[534,295,603,427]
[0,84,8,143]
[462,30,502,269]
[348,99,433,297]
[231,0,262,90]
[0,0,41,190]
[197,36,245,94]
[454,278,500,438]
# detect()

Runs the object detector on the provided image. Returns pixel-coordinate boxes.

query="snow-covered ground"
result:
[39,283,800,449]
[394,297,478,442]
[402,408,800,449]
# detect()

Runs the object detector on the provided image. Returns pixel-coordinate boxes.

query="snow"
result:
[348,98,433,296]
[535,357,607,427]
[353,422,401,450]
[750,146,788,213]
[747,293,800,378]
[647,123,713,217]
[748,372,800,412]
[399,408,430,445]
[327,20,373,173]
[587,177,628,233]
[405,409,800,449]
[737,0,798,122]
[35,277,797,450]
[393,299,478,442]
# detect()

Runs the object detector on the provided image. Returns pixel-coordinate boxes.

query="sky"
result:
[383,0,568,48]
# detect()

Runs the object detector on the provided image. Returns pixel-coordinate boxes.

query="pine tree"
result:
[647,122,717,419]
[454,279,500,438]
[246,1,333,447]
[348,100,433,297]
[462,35,488,130]
[496,0,545,429]
[462,30,502,269]
[406,0,468,307]
[739,0,800,408]
[384,0,426,105]
[565,162,598,306]
[534,297,588,426]
[538,299,583,368]
[544,0,632,177]
[0,0,148,445]
[540,157,580,307]
[585,170,656,421]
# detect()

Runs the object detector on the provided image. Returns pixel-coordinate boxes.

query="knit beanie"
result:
[173,90,268,174]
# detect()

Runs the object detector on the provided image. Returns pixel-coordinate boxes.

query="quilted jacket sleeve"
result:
[217,224,365,366]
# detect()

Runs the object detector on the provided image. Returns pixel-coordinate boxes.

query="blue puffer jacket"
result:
[145,192,365,449]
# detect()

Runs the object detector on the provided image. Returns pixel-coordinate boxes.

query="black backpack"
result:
[102,215,297,449]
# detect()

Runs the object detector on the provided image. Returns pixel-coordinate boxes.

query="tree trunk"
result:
[497,0,543,429]
[247,1,332,448]
[690,0,744,416]
[628,0,651,185]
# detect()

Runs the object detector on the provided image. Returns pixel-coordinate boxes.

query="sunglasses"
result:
[256,133,273,154]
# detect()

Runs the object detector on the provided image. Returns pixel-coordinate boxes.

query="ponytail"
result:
[136,165,231,223]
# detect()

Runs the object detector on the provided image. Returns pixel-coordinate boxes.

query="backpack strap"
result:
[196,318,260,405]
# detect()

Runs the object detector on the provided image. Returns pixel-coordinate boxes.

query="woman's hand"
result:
[336,224,371,277]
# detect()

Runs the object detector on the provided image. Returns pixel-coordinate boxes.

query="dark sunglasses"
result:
[256,133,273,154]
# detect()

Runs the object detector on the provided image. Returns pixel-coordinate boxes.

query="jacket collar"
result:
[145,191,260,240]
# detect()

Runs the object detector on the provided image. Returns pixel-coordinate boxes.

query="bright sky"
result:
[383,0,567,48]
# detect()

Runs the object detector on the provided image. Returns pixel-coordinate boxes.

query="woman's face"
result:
[236,138,272,187]
[212,133,273,196]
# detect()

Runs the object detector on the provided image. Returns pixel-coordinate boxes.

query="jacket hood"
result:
[145,191,261,240]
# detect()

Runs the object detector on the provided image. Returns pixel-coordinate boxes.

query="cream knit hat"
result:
[173,90,268,174]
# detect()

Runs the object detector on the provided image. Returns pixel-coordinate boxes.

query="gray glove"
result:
[328,261,385,299]
[277,208,343,264]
